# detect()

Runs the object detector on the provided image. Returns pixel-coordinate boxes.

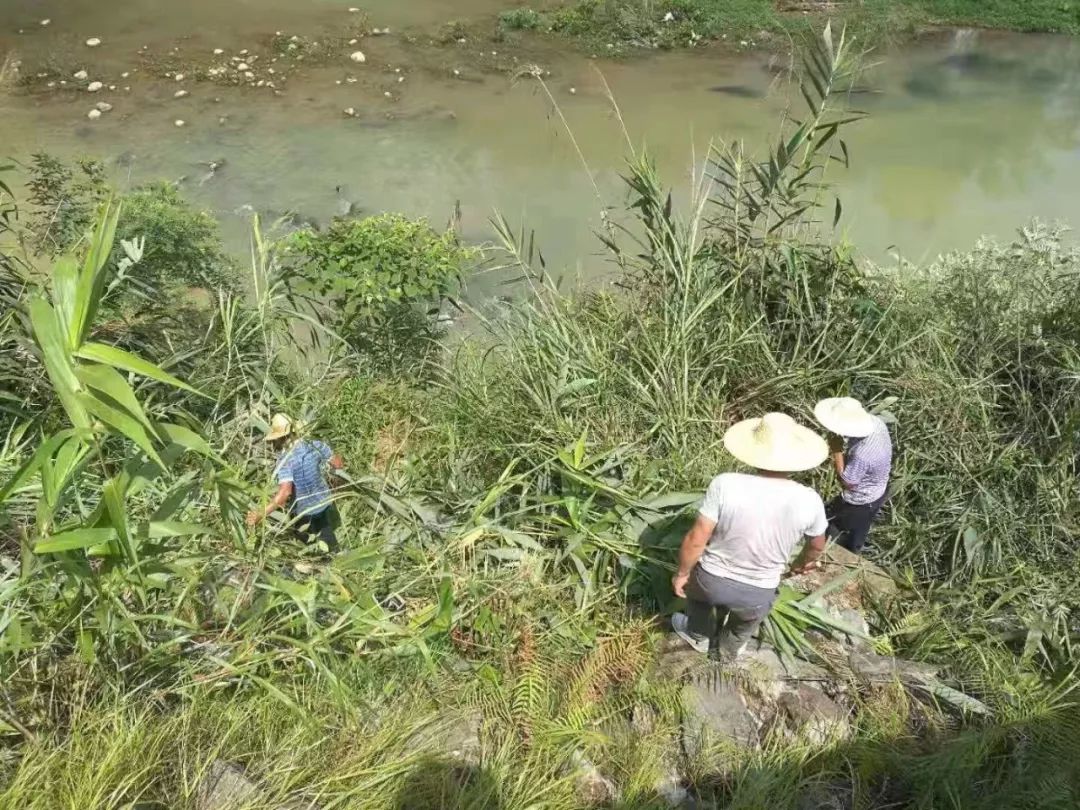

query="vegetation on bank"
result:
[2,27,1080,808]
[499,0,1080,52]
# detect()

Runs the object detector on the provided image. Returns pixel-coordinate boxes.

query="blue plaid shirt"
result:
[274,439,333,517]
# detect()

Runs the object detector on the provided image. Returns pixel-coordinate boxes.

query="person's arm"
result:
[789,495,830,575]
[672,514,717,597]
[789,534,826,574]
[828,434,849,486]
[246,481,293,527]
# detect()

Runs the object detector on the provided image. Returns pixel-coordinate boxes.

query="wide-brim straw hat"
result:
[264,413,294,441]
[814,397,876,438]
[723,413,829,472]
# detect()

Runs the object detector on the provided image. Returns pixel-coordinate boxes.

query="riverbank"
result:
[498,0,1080,53]
[3,26,1080,809]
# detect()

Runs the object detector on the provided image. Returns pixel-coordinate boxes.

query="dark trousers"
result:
[685,566,777,656]
[827,492,886,554]
[293,506,339,552]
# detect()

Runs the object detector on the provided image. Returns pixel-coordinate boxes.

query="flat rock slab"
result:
[849,651,939,683]
[680,675,758,758]
[778,685,849,744]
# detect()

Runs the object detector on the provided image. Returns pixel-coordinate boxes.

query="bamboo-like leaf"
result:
[52,255,80,347]
[28,296,90,429]
[76,342,204,396]
[157,422,213,456]
[35,527,118,553]
[72,200,121,346]
[145,521,211,539]
[79,391,164,467]
[74,363,153,430]
[102,478,138,566]
[0,429,79,504]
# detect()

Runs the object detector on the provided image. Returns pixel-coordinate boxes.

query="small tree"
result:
[285,214,476,374]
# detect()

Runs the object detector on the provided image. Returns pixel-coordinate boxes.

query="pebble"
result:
[121,71,129,78]
[40,19,51,26]
[219,116,228,124]
[87,109,102,120]
[268,68,275,74]
[397,76,404,83]
[346,76,357,84]
[343,107,356,116]
[383,91,392,98]
[174,119,186,127]
[256,80,265,87]
[349,38,358,45]
[124,86,130,91]
[87,81,103,92]
[452,69,460,76]
[237,62,250,71]
[350,51,366,63]
[240,49,249,55]
[335,80,342,85]
[108,85,116,90]
[175,73,185,81]
[244,71,255,80]
[46,81,55,88]
[348,7,360,12]
[174,89,189,98]
[214,48,225,55]
[95,102,113,112]
[86,37,102,47]
[569,87,576,94]
[74,69,88,80]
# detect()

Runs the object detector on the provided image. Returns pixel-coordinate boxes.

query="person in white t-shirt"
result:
[671,413,830,657]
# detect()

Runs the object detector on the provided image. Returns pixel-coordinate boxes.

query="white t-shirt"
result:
[697,473,828,589]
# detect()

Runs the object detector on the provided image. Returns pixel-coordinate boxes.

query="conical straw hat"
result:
[814,397,876,438]
[723,412,829,472]
[264,413,294,441]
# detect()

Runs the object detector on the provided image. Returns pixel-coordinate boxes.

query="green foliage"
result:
[24,153,107,256]
[113,182,235,295]
[500,7,543,30]
[286,214,476,373]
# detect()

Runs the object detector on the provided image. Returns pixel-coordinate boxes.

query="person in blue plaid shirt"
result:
[246,413,344,551]
[814,397,893,554]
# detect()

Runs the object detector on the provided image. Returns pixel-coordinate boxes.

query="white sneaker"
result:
[671,612,709,654]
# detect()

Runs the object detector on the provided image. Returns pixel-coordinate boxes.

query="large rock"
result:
[777,685,849,745]
[679,674,758,759]
[848,651,939,684]
[197,762,259,810]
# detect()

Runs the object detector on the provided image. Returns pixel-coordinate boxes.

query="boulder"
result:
[680,674,758,758]
[848,651,939,684]
[777,686,848,745]
[570,750,618,804]
[196,762,261,810]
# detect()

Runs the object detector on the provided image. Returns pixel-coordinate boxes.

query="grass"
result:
[3,26,1080,810]
[497,0,1080,52]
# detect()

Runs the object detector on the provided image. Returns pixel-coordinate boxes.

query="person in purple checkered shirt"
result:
[813,397,892,554]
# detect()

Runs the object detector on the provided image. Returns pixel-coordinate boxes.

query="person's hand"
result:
[788,561,818,577]
[245,510,262,528]
[827,433,845,454]
[672,571,690,598]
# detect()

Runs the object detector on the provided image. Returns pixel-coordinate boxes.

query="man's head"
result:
[723,412,829,474]
[813,398,875,439]
[264,413,294,450]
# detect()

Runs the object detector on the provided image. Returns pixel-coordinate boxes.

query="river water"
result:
[2,1,1080,288]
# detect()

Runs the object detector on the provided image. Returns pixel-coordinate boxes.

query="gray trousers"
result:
[685,566,777,655]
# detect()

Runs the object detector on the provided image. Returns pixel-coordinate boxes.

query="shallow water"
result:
[3,2,1080,291]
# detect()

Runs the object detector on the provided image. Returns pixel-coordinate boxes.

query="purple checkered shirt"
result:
[841,416,892,505]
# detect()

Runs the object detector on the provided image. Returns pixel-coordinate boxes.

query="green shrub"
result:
[285,214,477,374]
[114,182,235,296]
[500,7,543,30]
[24,152,107,255]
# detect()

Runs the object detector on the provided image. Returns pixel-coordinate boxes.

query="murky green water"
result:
[3,1,1080,289]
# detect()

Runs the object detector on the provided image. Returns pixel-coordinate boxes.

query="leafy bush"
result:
[285,214,476,373]
[500,7,543,30]
[113,182,235,296]
[24,153,106,256]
